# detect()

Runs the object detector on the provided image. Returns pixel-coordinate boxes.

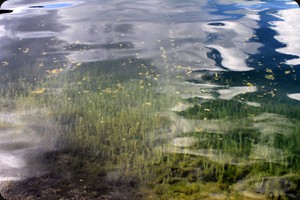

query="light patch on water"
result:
[168,147,250,165]
[32,2,83,10]
[203,19,257,37]
[0,24,4,37]
[173,137,197,148]
[0,108,59,182]
[165,111,296,166]
[218,86,257,100]
[253,113,294,136]
[4,1,84,10]
[0,113,22,126]
[170,102,193,112]
[157,80,220,100]
[246,13,260,21]
[0,176,22,182]
[0,153,26,168]
[165,113,236,138]
[49,0,262,76]
[245,101,261,107]
[207,45,253,71]
[250,145,289,164]
[272,8,300,65]
[14,31,57,39]
[287,93,300,101]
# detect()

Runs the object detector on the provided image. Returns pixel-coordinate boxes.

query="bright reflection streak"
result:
[272,9,300,65]
[0,154,26,168]
[54,1,261,74]
[0,110,58,182]
[167,112,295,165]
[218,86,257,99]
[207,45,253,71]
[287,93,300,101]
[0,0,298,188]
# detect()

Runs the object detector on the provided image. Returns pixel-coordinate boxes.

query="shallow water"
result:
[0,0,300,197]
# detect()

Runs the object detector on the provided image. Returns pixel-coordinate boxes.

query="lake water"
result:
[0,0,300,199]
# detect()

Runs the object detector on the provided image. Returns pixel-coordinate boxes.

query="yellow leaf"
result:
[31,88,46,94]
[265,74,275,80]
[46,68,63,74]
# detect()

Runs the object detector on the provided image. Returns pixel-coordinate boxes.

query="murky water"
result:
[0,0,300,198]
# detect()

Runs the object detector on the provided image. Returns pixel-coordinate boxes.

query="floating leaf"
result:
[265,74,275,80]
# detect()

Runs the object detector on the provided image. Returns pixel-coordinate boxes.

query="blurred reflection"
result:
[0,0,299,185]
[0,0,12,14]
[0,1,68,86]
[287,93,300,101]
[272,8,300,65]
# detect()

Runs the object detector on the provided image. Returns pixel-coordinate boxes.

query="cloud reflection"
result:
[1,0,298,184]
[0,110,58,181]
[272,8,300,65]
[51,0,261,74]
[218,86,257,100]
[287,93,300,101]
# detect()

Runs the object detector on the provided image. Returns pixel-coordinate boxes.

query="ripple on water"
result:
[28,1,84,10]
[207,22,225,26]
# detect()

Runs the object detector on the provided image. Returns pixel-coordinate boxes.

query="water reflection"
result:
[0,0,299,198]
[0,0,12,14]
[0,109,58,182]
[272,8,300,65]
[0,2,69,85]
[287,93,300,101]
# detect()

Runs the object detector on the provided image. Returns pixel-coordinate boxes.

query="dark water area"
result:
[0,0,300,199]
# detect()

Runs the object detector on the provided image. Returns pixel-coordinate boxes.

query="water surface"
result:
[0,0,300,198]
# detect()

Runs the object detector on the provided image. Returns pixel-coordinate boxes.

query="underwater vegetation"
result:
[11,60,174,184]
[159,67,300,199]
[2,58,299,199]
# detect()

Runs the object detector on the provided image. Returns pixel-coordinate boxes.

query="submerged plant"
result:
[17,64,175,185]
[5,58,300,199]
[155,95,300,199]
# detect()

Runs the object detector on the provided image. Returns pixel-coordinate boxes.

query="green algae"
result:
[177,99,262,120]
[5,59,300,199]
[14,61,173,183]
